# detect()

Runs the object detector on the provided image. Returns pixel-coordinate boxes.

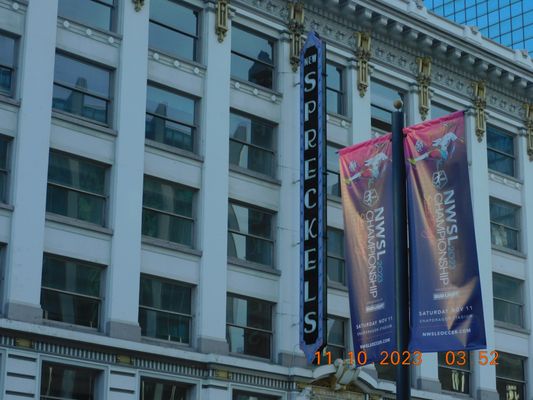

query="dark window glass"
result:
[41,255,102,328]
[233,391,279,400]
[53,54,111,124]
[139,275,192,343]
[140,377,188,400]
[226,295,272,358]
[438,352,471,394]
[490,198,520,251]
[371,81,404,134]
[229,112,275,177]
[493,273,523,327]
[0,33,15,95]
[231,26,274,89]
[149,0,198,61]
[228,202,274,266]
[325,317,345,361]
[46,151,107,226]
[142,176,195,246]
[58,0,114,32]
[487,126,515,176]
[0,136,8,203]
[431,103,454,119]
[146,84,196,152]
[41,363,97,400]
[326,63,344,115]
[496,353,526,400]
[327,144,341,196]
[327,228,345,285]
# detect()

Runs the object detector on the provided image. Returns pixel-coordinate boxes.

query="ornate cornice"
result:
[416,56,431,120]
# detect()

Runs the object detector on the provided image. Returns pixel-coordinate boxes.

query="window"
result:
[46,151,108,226]
[431,102,454,119]
[226,294,272,359]
[0,33,15,96]
[149,0,199,61]
[41,363,99,400]
[228,202,274,266]
[487,125,516,177]
[371,80,404,134]
[0,136,9,203]
[493,273,524,328]
[327,228,345,285]
[142,176,195,247]
[325,317,346,361]
[229,112,275,177]
[52,53,111,125]
[496,353,526,400]
[146,84,196,152]
[58,0,114,32]
[490,198,520,251]
[438,352,471,394]
[327,144,341,197]
[138,274,192,343]
[233,391,279,400]
[140,377,189,400]
[231,26,274,89]
[326,63,344,115]
[41,255,102,328]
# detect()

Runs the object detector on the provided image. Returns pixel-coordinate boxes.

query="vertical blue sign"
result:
[300,31,327,363]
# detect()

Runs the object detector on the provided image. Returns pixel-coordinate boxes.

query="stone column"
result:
[349,59,372,144]
[195,0,232,354]
[3,0,58,322]
[104,0,149,340]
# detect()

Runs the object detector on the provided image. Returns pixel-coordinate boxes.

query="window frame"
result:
[57,0,117,33]
[52,51,113,127]
[370,80,406,135]
[489,197,521,252]
[46,149,110,227]
[141,175,197,248]
[326,62,345,116]
[0,31,17,98]
[325,315,346,361]
[0,134,11,204]
[486,124,516,178]
[40,361,103,400]
[493,273,524,328]
[140,376,192,399]
[496,352,526,400]
[326,143,341,198]
[326,227,345,286]
[232,389,280,400]
[138,273,193,344]
[438,351,472,395]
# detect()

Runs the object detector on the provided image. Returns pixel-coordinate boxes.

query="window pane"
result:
[146,114,194,152]
[490,200,519,229]
[327,256,345,284]
[497,380,524,400]
[488,126,514,154]
[150,0,197,37]
[488,149,514,176]
[432,103,453,119]
[42,256,101,297]
[52,85,108,124]
[497,353,525,381]
[494,299,522,326]
[0,65,12,93]
[493,274,522,303]
[230,113,274,150]
[139,275,191,314]
[149,22,196,61]
[326,64,342,91]
[142,208,193,246]
[328,229,344,257]
[231,53,273,89]
[439,366,470,394]
[58,0,112,31]
[226,325,271,358]
[139,308,190,343]
[228,203,272,238]
[54,54,110,98]
[226,296,272,330]
[146,85,195,125]
[141,378,188,400]
[41,289,100,327]
[327,318,344,346]
[46,185,106,225]
[0,137,7,202]
[230,141,274,176]
[327,89,342,115]
[490,223,518,250]
[143,177,194,217]
[41,364,96,400]
[0,34,15,67]
[228,232,273,265]
[232,26,273,64]
[234,391,278,400]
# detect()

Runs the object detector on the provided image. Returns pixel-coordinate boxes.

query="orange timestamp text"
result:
[314,350,499,366]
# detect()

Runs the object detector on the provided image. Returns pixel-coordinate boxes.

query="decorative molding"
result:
[132,0,144,12]
[288,1,305,72]
[472,81,487,142]
[524,103,533,161]
[355,32,371,97]
[57,18,121,49]
[216,0,230,43]
[416,56,431,121]
[148,50,207,78]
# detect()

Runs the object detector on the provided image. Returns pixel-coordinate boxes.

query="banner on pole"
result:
[339,134,396,365]
[405,110,486,352]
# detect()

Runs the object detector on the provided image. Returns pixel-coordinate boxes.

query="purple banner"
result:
[339,135,396,365]
[405,111,486,352]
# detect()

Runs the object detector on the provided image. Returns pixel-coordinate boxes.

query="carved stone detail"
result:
[416,56,431,120]
[472,81,487,142]
[355,32,371,97]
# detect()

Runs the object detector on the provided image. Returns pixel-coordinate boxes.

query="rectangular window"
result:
[487,125,515,177]
[327,228,345,285]
[52,53,111,125]
[327,144,341,197]
[142,176,195,247]
[146,84,196,152]
[438,352,471,394]
[226,294,272,359]
[0,33,15,96]
[493,273,524,327]
[41,254,102,328]
[431,103,454,119]
[229,112,275,177]
[326,317,345,361]
[228,202,274,266]
[0,136,9,203]
[139,274,192,343]
[490,198,520,251]
[231,26,274,89]
[149,0,199,61]
[371,80,404,134]
[58,0,114,32]
[41,363,99,400]
[140,377,189,400]
[46,151,108,226]
[326,63,344,115]
[233,391,279,400]
[496,353,526,400]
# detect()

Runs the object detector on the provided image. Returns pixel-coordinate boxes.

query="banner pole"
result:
[392,100,410,399]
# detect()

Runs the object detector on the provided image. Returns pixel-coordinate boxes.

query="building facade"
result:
[425,0,533,56]
[0,0,532,399]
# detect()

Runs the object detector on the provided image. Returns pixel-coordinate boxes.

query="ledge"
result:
[0,94,20,108]
[52,110,117,137]
[145,139,203,163]
[148,48,206,78]
[230,77,283,104]
[42,319,102,336]
[45,213,113,236]
[488,170,523,188]
[0,202,14,212]
[491,245,527,259]
[327,194,342,204]
[228,257,281,276]
[229,164,281,186]
[141,236,202,258]
[494,321,530,335]
[140,336,193,350]
[327,280,348,292]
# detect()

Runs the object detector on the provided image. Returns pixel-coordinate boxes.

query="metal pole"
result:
[392,100,410,400]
